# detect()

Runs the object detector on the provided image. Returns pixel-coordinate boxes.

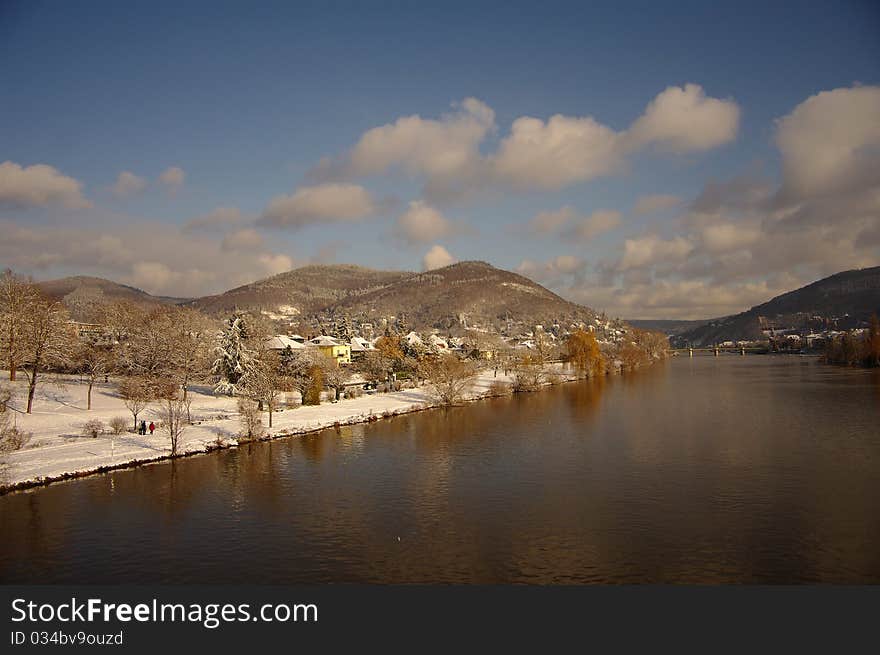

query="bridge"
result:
[671,346,770,357]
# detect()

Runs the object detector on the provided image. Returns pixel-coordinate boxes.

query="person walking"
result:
[139,420,147,435]
[148,421,155,435]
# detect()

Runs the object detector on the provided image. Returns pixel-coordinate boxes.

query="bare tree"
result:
[420,353,479,405]
[323,363,351,401]
[82,419,105,438]
[108,416,128,435]
[512,353,546,392]
[0,269,39,381]
[20,296,73,413]
[281,348,332,404]
[168,307,215,401]
[241,349,288,427]
[0,384,31,452]
[237,397,263,441]
[118,377,153,431]
[159,397,187,456]
[73,337,113,410]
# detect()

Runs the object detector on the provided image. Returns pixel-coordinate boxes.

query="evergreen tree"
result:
[212,312,256,395]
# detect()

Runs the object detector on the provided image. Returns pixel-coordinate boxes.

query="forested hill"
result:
[189,261,599,330]
[676,266,880,346]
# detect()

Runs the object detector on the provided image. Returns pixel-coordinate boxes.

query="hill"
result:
[676,266,880,346]
[36,276,187,322]
[626,318,710,335]
[189,265,411,316]
[190,261,598,331]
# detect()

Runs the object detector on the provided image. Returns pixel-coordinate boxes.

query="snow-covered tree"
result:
[212,312,257,395]
[332,314,353,342]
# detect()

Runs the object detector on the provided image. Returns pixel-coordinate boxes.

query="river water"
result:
[2,356,879,583]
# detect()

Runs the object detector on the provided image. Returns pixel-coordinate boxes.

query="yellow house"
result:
[309,336,352,365]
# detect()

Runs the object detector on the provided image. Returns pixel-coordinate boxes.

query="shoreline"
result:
[1,364,611,496]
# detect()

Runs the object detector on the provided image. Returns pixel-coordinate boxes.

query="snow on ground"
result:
[1,365,578,491]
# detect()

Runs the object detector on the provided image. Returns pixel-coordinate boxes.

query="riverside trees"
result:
[420,353,479,405]
[564,329,605,378]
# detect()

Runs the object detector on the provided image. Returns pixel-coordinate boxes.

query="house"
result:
[309,335,351,365]
[265,335,307,352]
[349,337,375,361]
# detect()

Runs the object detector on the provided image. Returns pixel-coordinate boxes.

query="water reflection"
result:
[1,356,879,583]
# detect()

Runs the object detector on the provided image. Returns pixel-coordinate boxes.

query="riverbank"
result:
[1,364,590,494]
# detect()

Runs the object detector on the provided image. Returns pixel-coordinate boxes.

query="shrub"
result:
[0,425,31,453]
[108,416,129,435]
[238,398,263,441]
[82,419,105,438]
[486,380,512,397]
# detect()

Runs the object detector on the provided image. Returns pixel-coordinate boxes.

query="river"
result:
[2,355,879,583]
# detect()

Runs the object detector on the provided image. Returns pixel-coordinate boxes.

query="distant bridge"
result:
[671,346,770,357]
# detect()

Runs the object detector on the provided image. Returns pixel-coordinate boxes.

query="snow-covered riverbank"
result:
[1,365,581,493]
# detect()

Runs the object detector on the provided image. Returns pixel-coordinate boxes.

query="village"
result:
[0,270,667,492]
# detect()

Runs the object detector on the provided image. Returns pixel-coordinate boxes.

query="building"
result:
[350,336,375,361]
[265,335,307,352]
[309,335,351,365]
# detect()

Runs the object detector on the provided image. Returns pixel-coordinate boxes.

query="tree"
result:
[281,348,332,404]
[512,353,546,392]
[241,349,288,427]
[323,362,351,401]
[158,397,187,456]
[374,335,405,367]
[73,337,113,410]
[167,307,215,400]
[564,329,605,378]
[420,353,479,405]
[212,312,258,395]
[237,397,263,441]
[357,351,391,386]
[20,297,73,414]
[865,314,880,368]
[118,377,153,431]
[0,269,39,381]
[109,416,128,435]
[0,384,31,453]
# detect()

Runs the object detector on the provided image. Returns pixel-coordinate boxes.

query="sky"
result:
[1,0,879,318]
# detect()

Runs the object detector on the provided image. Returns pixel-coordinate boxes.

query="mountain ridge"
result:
[676,266,880,346]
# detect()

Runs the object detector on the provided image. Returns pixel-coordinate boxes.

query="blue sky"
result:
[1,0,879,317]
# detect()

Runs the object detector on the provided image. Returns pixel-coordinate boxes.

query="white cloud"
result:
[159,166,185,192]
[312,98,494,194]
[257,252,294,275]
[394,200,457,244]
[564,209,621,241]
[310,85,739,201]
[633,194,681,215]
[221,228,264,252]
[624,83,740,152]
[422,244,456,271]
[258,183,376,229]
[619,235,694,270]
[526,206,577,234]
[559,86,880,319]
[112,171,147,198]
[0,161,91,209]
[492,114,622,190]
[0,218,298,297]
[700,222,762,254]
[775,85,880,203]
[517,255,587,286]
